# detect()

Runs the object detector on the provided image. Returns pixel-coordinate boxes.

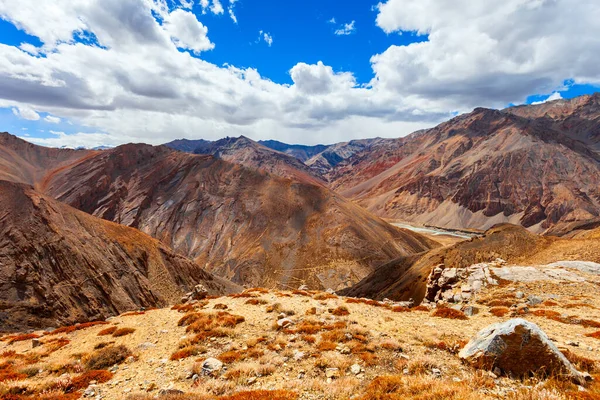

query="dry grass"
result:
[85,345,132,370]
[585,331,600,339]
[5,334,40,345]
[121,311,145,317]
[561,349,599,373]
[45,321,108,336]
[330,306,350,316]
[313,293,338,300]
[112,327,135,337]
[245,299,268,306]
[431,307,468,320]
[564,303,597,309]
[171,303,196,313]
[69,369,113,390]
[170,345,206,361]
[413,305,430,312]
[220,390,298,400]
[489,306,510,317]
[97,326,117,336]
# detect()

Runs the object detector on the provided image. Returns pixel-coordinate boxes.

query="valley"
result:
[1,94,600,399]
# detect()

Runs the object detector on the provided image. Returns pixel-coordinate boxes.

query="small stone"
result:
[202,358,223,376]
[325,368,340,379]
[431,368,442,378]
[526,296,543,306]
[463,306,478,316]
[298,284,309,291]
[277,318,293,329]
[516,291,524,299]
[293,350,305,361]
[567,341,580,347]
[350,364,362,375]
[32,338,42,348]
[247,377,257,384]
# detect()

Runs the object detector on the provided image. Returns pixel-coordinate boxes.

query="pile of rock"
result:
[180,284,209,304]
[425,259,505,304]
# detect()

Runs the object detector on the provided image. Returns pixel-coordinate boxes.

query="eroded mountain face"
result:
[328,95,600,232]
[33,142,436,290]
[0,180,240,332]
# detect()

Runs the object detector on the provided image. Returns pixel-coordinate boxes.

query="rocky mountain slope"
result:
[21,141,437,290]
[0,132,93,187]
[341,224,600,302]
[0,180,240,332]
[329,94,600,232]
[165,136,324,185]
[257,140,329,162]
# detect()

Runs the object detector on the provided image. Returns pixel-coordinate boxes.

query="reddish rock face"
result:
[0,180,240,332]
[33,143,436,290]
[329,94,600,232]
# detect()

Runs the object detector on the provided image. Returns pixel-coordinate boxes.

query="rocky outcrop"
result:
[459,319,590,384]
[0,180,240,332]
[340,224,600,303]
[424,259,504,303]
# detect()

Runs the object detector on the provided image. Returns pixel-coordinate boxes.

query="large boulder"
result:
[459,319,589,384]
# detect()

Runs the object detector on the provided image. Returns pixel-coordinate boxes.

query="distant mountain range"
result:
[166,93,600,233]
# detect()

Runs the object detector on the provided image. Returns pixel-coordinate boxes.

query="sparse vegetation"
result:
[85,345,132,370]
[489,306,510,317]
[432,307,468,320]
[330,306,350,316]
[112,327,136,337]
[97,326,117,336]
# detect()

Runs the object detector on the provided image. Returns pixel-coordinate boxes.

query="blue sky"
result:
[0,0,599,147]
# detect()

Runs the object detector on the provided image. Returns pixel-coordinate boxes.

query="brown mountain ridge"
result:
[0,180,240,332]
[328,94,600,233]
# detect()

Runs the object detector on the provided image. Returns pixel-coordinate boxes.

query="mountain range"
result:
[167,94,600,233]
[2,93,600,330]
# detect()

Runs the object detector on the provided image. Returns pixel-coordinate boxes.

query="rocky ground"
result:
[1,260,600,399]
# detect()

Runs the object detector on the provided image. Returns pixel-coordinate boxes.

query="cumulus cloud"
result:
[290,62,355,95]
[12,106,40,120]
[44,115,61,123]
[163,9,214,54]
[0,0,598,147]
[531,91,563,105]
[334,21,356,36]
[372,0,600,110]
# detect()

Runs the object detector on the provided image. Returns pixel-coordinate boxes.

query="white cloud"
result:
[290,62,355,95]
[531,91,563,105]
[334,21,356,36]
[328,18,336,24]
[163,9,214,54]
[44,115,62,123]
[372,0,600,111]
[228,0,238,23]
[178,0,194,9]
[210,0,224,14]
[0,0,598,148]
[23,131,124,148]
[12,106,40,120]
[258,30,273,47]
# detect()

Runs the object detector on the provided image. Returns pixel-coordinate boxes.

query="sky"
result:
[0,0,599,148]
